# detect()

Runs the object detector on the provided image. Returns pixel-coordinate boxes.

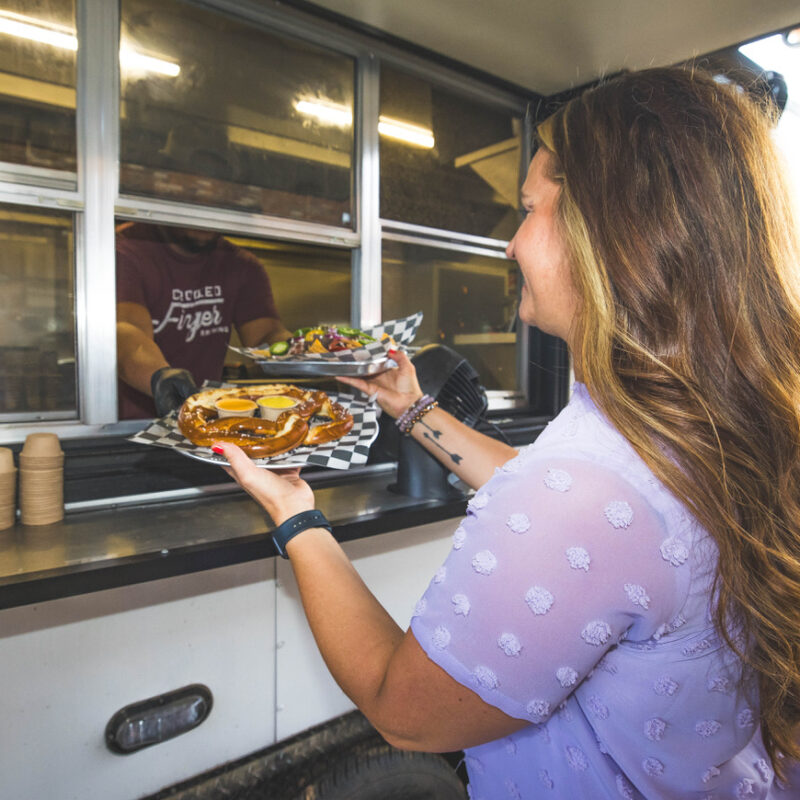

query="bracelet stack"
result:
[396,394,439,435]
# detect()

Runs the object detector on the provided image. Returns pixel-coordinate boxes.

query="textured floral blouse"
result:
[410,383,797,799]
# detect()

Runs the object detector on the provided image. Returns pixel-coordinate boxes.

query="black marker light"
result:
[105,684,213,754]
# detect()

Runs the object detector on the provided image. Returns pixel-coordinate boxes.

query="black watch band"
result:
[270,510,332,559]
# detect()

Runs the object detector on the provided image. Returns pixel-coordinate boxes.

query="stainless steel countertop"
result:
[0,465,468,608]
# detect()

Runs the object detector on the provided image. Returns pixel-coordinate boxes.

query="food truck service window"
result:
[119,0,355,227]
[0,0,545,438]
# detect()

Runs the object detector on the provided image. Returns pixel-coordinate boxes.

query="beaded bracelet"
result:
[396,395,439,435]
[395,394,434,433]
[403,399,438,435]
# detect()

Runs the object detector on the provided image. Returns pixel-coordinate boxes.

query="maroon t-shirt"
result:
[116,223,279,419]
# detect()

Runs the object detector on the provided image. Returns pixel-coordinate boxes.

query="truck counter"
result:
[0,463,468,610]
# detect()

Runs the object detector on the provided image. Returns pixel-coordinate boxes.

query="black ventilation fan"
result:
[386,343,488,500]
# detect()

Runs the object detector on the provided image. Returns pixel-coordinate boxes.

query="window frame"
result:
[0,0,536,444]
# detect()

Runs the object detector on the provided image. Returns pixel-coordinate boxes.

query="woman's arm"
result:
[218,443,527,752]
[403,405,517,491]
[339,350,517,490]
[286,526,528,751]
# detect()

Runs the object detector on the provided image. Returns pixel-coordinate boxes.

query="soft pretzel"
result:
[304,391,356,446]
[177,384,354,458]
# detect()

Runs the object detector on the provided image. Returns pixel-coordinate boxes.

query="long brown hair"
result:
[538,66,800,775]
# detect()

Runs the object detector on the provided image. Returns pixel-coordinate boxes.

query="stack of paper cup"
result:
[19,433,64,526]
[0,447,16,530]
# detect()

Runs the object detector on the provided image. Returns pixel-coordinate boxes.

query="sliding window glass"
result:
[379,65,522,240]
[382,240,520,395]
[0,0,77,174]
[119,0,355,226]
[226,237,351,336]
[223,236,352,379]
[0,205,76,418]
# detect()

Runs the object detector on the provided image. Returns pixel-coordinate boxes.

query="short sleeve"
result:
[230,249,279,325]
[410,455,681,723]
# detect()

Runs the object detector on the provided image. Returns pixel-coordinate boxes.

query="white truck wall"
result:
[0,518,456,800]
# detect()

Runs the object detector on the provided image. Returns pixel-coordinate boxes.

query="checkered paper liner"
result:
[128,387,379,470]
[229,311,423,366]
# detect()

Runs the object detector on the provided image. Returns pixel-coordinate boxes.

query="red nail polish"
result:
[388,348,398,356]
[212,444,225,454]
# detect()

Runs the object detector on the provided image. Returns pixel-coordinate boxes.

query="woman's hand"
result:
[337,349,423,419]
[213,441,315,524]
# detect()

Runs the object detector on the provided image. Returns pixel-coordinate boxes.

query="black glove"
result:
[150,367,198,417]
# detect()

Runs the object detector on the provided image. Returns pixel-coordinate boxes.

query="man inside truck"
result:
[115,128,292,419]
[116,221,291,419]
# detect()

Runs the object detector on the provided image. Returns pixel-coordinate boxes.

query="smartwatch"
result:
[270,510,332,559]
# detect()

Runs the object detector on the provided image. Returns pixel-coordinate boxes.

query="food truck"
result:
[1,1,798,798]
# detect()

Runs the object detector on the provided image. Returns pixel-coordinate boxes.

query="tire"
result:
[288,741,467,800]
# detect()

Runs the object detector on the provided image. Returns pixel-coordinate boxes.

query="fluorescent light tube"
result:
[294,97,435,148]
[0,10,180,77]
[377,116,435,148]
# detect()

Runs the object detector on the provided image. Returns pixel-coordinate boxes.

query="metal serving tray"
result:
[251,357,396,377]
[180,447,314,469]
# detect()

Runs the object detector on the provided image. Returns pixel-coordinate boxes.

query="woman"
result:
[214,67,800,798]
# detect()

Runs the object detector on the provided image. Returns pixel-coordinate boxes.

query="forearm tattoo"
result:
[419,419,463,464]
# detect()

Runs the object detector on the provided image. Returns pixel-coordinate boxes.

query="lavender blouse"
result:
[410,383,797,799]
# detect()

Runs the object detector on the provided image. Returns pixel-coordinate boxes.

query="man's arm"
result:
[116,301,168,395]
[238,316,293,348]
